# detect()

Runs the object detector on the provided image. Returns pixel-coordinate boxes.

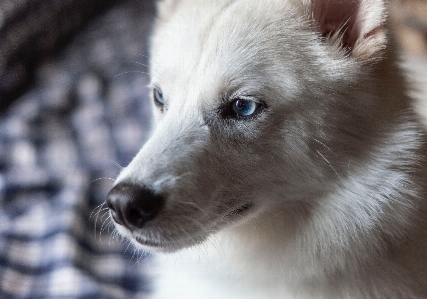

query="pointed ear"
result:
[157,0,182,21]
[311,0,387,61]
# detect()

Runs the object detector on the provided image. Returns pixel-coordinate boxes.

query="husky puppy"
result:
[106,0,427,298]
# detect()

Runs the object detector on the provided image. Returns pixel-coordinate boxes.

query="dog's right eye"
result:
[153,88,164,107]
[221,97,264,120]
[232,99,259,117]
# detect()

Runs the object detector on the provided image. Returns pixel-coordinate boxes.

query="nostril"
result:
[128,207,142,220]
[107,202,115,212]
[127,207,147,228]
[106,189,126,226]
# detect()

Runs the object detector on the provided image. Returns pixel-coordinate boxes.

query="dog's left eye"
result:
[153,88,164,107]
[231,99,260,117]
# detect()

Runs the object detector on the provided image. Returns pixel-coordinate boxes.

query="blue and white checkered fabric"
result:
[0,2,156,298]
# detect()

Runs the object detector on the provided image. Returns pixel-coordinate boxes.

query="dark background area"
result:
[0,0,118,111]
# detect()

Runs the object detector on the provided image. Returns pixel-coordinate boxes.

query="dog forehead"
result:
[151,0,309,105]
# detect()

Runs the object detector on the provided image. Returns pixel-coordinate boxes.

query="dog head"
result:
[107,0,387,253]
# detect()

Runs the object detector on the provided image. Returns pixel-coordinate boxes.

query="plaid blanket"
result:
[0,1,156,298]
[0,0,118,108]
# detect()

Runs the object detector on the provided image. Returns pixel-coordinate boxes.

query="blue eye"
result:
[231,99,258,117]
[153,88,164,106]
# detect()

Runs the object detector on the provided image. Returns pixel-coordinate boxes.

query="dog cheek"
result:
[200,139,269,196]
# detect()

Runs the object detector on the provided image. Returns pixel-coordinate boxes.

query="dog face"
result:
[107,0,387,253]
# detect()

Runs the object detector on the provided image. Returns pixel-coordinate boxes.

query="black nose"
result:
[106,183,165,229]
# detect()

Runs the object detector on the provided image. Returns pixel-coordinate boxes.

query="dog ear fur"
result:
[157,0,181,21]
[310,0,387,60]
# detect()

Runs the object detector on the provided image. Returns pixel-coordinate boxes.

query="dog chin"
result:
[113,225,208,253]
[132,235,199,253]
[129,231,214,253]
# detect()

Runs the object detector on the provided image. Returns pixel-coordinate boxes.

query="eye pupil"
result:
[235,100,247,110]
[232,99,258,117]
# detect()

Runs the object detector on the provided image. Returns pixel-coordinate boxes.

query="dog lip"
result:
[131,203,253,249]
[134,236,164,248]
[227,202,253,217]
[133,236,195,252]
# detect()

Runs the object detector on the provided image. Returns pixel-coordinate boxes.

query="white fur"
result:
[111,0,427,298]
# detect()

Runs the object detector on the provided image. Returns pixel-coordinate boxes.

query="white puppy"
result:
[107,0,427,298]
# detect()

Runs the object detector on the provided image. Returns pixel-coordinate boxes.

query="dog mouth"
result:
[131,202,253,250]
[226,202,253,217]
[133,236,165,248]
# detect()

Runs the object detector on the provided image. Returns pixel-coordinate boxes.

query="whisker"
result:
[110,160,124,171]
[315,150,343,182]
[136,251,151,264]
[94,207,109,226]
[178,226,199,245]
[123,60,150,69]
[311,137,335,154]
[91,202,108,238]
[89,177,116,185]
[100,214,113,235]
[114,70,150,78]
[124,239,133,255]
[134,54,165,73]
[207,236,225,260]
[90,202,105,219]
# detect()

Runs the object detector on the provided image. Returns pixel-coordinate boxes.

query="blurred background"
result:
[0,0,426,298]
[1,1,155,298]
